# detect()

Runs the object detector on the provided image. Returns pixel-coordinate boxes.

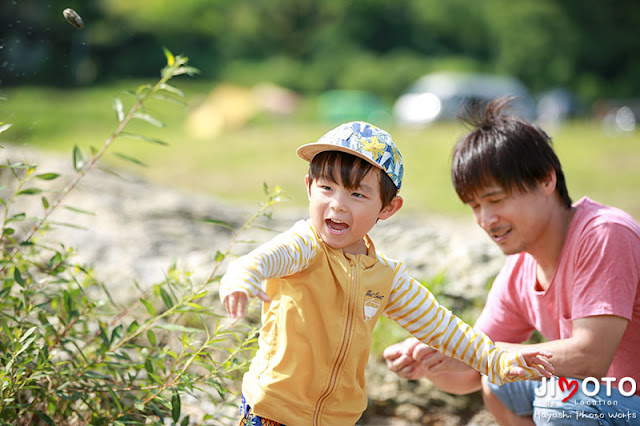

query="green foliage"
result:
[4,0,640,100]
[0,51,281,425]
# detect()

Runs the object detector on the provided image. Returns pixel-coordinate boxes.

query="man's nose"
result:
[476,206,497,229]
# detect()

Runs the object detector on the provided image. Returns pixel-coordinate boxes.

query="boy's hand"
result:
[223,290,271,319]
[506,350,554,379]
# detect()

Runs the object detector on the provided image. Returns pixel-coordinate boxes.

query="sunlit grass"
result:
[2,80,640,221]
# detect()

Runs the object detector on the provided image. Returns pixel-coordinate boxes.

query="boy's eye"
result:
[352,192,365,198]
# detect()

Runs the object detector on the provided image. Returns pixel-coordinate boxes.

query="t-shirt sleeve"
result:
[571,222,640,321]
[219,219,318,301]
[475,256,536,343]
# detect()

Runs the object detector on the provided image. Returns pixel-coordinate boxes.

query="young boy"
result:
[220,121,554,425]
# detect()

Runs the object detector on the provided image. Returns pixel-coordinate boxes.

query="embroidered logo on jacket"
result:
[364,290,385,320]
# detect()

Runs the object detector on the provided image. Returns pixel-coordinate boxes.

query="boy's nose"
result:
[329,194,347,212]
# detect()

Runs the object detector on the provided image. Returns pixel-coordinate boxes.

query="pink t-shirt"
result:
[475,197,640,392]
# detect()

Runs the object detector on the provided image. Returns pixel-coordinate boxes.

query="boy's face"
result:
[306,168,401,256]
[466,177,556,255]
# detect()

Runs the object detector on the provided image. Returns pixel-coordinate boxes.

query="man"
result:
[384,97,640,424]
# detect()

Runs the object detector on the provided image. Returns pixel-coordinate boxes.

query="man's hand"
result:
[223,290,271,319]
[383,337,468,380]
[506,350,554,379]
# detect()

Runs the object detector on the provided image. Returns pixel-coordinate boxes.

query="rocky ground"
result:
[2,145,504,425]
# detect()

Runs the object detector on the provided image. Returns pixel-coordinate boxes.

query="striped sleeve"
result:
[380,254,542,385]
[219,219,319,301]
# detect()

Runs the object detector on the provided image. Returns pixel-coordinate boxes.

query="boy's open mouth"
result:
[326,218,349,233]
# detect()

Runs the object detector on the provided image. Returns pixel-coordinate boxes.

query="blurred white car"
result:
[393,72,537,125]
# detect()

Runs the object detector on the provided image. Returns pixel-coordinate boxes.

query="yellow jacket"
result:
[220,219,539,425]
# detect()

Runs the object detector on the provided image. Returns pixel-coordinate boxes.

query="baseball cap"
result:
[296,121,404,189]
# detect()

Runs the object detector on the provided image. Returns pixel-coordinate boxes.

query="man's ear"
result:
[541,170,557,197]
[378,195,403,220]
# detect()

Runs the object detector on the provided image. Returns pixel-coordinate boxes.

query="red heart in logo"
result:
[558,377,579,402]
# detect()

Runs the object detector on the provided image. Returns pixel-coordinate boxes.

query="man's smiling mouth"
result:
[491,226,511,241]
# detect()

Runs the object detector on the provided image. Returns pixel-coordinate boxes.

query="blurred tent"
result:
[185,83,299,139]
[393,72,537,126]
[316,90,390,124]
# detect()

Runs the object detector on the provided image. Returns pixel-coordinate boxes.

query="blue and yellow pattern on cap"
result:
[298,121,404,189]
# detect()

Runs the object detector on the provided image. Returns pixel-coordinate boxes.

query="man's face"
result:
[466,182,550,255]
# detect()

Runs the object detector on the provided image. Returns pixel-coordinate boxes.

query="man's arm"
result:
[384,314,628,392]
[497,315,628,379]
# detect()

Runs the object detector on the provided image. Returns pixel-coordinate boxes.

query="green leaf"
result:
[113,152,147,167]
[41,196,49,209]
[113,97,125,122]
[171,391,181,423]
[72,145,84,171]
[3,227,14,236]
[150,93,186,105]
[127,320,140,335]
[16,188,43,196]
[120,132,169,146]
[47,221,87,230]
[109,387,124,412]
[19,326,37,343]
[163,47,176,67]
[141,298,155,316]
[63,290,73,317]
[199,219,235,231]
[35,173,60,180]
[34,411,55,426]
[158,83,185,98]
[64,205,96,215]
[155,324,199,333]
[133,112,165,128]
[214,250,225,262]
[159,288,173,309]
[144,357,155,375]
[173,66,199,77]
[6,213,26,223]
[110,324,123,344]
[14,267,26,287]
[147,329,157,346]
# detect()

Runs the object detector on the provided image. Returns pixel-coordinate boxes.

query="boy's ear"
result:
[304,174,311,199]
[378,195,403,220]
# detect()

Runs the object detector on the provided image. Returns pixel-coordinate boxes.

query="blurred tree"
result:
[1,0,639,102]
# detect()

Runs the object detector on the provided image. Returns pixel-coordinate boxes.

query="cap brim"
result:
[296,143,383,171]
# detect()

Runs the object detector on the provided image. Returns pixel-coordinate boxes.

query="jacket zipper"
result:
[312,259,358,425]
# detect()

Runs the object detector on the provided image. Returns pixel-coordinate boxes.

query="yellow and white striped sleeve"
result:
[381,255,541,385]
[219,219,319,301]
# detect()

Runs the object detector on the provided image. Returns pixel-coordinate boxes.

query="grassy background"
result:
[2,79,640,223]
[2,79,639,355]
